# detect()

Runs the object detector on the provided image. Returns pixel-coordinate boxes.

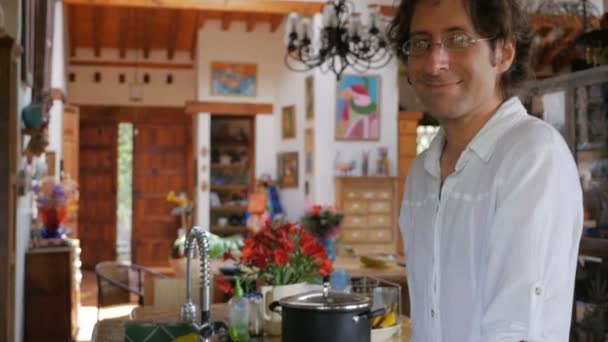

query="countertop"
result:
[92,304,411,341]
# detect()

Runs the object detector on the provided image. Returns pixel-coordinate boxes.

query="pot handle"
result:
[269,301,282,314]
[352,308,386,324]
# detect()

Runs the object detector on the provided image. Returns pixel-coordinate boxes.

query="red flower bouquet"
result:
[300,205,344,240]
[228,221,333,286]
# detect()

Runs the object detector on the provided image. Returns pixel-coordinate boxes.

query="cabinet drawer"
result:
[369,201,391,214]
[369,215,392,227]
[342,230,367,242]
[344,200,367,214]
[368,229,393,242]
[359,189,376,199]
[343,215,367,228]
[375,189,393,200]
[344,189,360,199]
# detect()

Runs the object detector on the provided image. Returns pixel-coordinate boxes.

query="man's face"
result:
[407,0,508,120]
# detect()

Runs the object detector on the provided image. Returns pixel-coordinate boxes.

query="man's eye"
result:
[412,40,430,50]
[447,34,469,48]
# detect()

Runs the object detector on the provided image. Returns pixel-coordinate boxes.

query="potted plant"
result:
[224,221,333,335]
[300,205,344,262]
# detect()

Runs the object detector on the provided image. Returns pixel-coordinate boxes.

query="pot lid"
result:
[279,290,371,311]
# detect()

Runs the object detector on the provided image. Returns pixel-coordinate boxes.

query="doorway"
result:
[78,106,193,269]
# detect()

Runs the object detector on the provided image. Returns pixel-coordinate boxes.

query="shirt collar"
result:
[423,97,527,178]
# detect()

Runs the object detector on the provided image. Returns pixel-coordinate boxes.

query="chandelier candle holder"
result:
[285,1,392,79]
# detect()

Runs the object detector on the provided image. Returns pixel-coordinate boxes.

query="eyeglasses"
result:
[402,32,493,57]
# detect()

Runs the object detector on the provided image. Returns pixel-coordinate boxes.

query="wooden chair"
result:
[95,261,167,320]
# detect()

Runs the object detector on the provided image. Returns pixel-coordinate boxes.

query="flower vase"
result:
[39,207,68,238]
[261,282,308,335]
[321,239,336,263]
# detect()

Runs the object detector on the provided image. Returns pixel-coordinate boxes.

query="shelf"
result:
[210,205,248,213]
[210,225,248,235]
[210,184,250,191]
[212,142,249,148]
[211,163,249,169]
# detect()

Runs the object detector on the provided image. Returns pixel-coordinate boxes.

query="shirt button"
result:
[431,309,435,318]
[535,287,543,296]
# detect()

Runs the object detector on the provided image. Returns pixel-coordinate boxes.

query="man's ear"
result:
[496,39,516,74]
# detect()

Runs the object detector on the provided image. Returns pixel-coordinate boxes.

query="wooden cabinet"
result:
[25,242,81,342]
[398,112,423,255]
[335,177,399,255]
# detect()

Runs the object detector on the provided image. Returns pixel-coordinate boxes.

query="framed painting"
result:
[305,75,314,120]
[282,105,296,139]
[210,62,257,96]
[304,128,314,176]
[277,152,298,188]
[336,75,380,141]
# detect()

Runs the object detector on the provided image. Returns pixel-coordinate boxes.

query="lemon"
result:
[174,333,199,342]
[372,315,384,328]
[380,312,397,328]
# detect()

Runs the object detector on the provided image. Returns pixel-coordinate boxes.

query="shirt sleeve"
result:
[480,143,583,341]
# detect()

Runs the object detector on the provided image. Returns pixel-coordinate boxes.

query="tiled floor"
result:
[77,270,137,342]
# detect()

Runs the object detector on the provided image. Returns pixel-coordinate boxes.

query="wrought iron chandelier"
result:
[284,0,392,80]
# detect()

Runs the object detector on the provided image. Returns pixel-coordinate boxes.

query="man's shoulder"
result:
[496,114,568,157]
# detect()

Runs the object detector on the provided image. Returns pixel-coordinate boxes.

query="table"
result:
[91,304,412,341]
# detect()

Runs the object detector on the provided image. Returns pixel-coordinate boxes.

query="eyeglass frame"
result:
[401,31,494,57]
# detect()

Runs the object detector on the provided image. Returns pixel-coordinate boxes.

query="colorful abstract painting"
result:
[305,76,314,120]
[211,62,257,96]
[277,152,299,188]
[336,75,380,140]
[282,106,296,139]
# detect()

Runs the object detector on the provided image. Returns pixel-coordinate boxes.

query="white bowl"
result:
[371,323,401,342]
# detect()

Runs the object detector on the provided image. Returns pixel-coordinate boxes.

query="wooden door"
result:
[397,112,423,255]
[79,119,117,269]
[62,105,79,237]
[132,109,193,267]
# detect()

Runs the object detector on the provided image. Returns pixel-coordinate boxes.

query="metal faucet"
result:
[179,226,214,341]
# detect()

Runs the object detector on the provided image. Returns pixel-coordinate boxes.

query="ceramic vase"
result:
[260,282,308,335]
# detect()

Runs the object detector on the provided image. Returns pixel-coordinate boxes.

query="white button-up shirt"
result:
[399,97,583,342]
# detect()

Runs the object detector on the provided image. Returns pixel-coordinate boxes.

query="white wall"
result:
[47,1,66,178]
[195,21,282,225]
[194,6,400,223]
[3,0,34,338]
[67,48,196,107]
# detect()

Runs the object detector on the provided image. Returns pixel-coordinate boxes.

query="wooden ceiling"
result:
[65,0,326,60]
[65,0,601,73]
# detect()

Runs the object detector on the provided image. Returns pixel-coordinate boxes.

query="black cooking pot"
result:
[269,279,385,342]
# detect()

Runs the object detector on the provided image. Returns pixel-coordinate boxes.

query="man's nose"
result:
[423,43,450,75]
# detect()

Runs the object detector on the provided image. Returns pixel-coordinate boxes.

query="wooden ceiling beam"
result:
[167,9,180,60]
[68,5,77,57]
[190,13,202,60]
[269,15,282,33]
[92,6,103,57]
[221,12,231,31]
[246,14,255,32]
[142,8,153,59]
[63,0,324,16]
[118,8,128,59]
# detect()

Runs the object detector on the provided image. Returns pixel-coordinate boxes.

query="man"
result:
[388,0,583,341]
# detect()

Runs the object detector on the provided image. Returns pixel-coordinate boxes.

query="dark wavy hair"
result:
[387,0,533,99]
